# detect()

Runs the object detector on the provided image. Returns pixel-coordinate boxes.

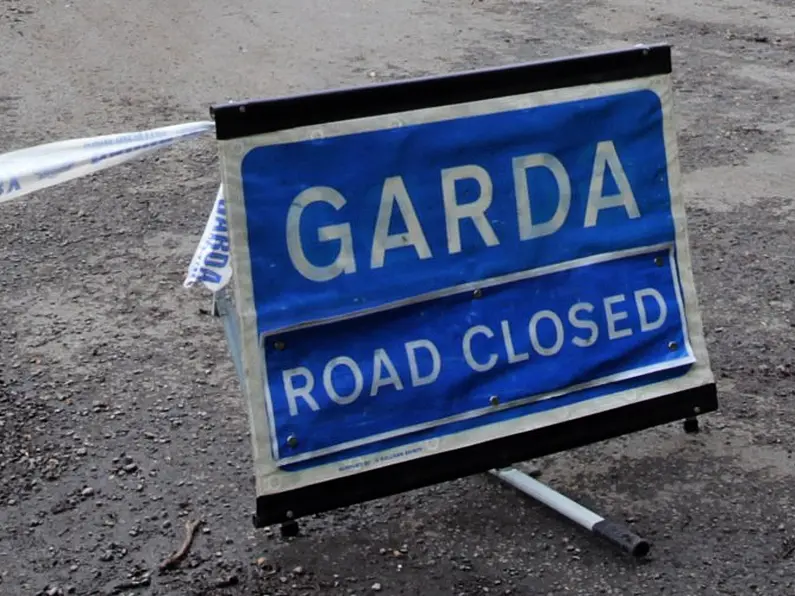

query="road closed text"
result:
[263,248,694,459]
[279,286,669,417]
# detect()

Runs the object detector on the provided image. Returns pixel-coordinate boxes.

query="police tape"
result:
[0,121,232,292]
[183,183,232,292]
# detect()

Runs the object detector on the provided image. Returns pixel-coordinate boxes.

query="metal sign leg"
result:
[279,520,300,538]
[490,468,650,558]
[211,292,220,317]
[683,417,700,433]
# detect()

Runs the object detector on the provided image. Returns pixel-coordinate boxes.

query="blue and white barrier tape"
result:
[0,121,231,292]
[183,183,232,292]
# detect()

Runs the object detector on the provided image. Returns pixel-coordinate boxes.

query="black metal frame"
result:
[253,385,716,527]
[212,44,672,140]
[209,43,718,529]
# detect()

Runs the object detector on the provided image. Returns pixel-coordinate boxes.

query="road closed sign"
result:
[213,44,717,526]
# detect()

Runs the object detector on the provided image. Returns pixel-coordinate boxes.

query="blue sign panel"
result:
[240,89,673,334]
[264,246,693,463]
[235,84,694,466]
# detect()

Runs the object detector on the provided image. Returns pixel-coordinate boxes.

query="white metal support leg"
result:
[490,468,650,558]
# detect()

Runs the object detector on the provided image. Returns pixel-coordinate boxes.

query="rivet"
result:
[489,395,500,406]
[274,340,286,351]
[286,434,298,448]
[286,510,294,519]
[473,288,483,299]
[693,406,701,415]
[654,256,664,267]
[239,105,246,113]
[668,341,679,351]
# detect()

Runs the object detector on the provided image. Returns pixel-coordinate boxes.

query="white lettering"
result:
[604,294,633,340]
[584,140,640,227]
[528,310,564,356]
[405,339,441,387]
[370,348,405,396]
[441,165,499,254]
[323,356,364,405]
[0,177,22,196]
[286,186,356,282]
[462,324,498,372]
[568,302,599,347]
[513,153,572,240]
[500,320,529,363]
[370,176,432,269]
[635,288,668,332]
[282,367,320,416]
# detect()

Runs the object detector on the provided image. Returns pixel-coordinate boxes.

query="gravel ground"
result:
[1,0,794,595]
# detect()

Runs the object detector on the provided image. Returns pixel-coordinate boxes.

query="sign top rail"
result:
[211,44,672,140]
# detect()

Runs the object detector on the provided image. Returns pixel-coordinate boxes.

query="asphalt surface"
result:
[1,0,794,595]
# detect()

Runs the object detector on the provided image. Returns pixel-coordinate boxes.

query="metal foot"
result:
[490,467,650,558]
[211,293,221,317]
[280,520,300,538]
[683,417,699,434]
